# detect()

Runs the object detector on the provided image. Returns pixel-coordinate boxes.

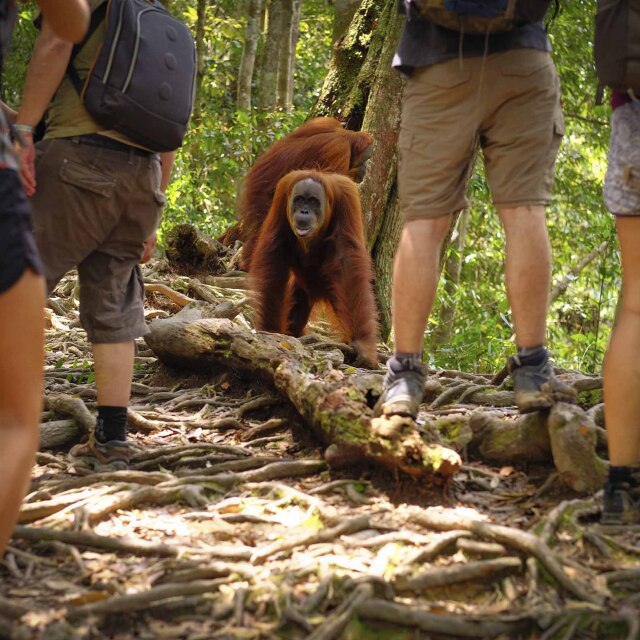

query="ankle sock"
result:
[389,352,422,373]
[609,464,640,485]
[515,345,547,367]
[95,406,128,443]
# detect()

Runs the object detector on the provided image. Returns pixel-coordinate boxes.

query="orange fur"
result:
[238,117,374,271]
[248,171,378,368]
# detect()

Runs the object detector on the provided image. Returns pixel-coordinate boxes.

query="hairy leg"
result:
[93,342,135,407]
[604,216,640,466]
[0,270,45,554]
[392,216,453,353]
[499,205,551,348]
[287,283,313,337]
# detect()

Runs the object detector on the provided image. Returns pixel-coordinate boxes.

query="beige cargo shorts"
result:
[31,137,165,343]
[398,48,565,221]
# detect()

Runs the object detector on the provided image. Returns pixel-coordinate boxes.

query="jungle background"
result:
[2,2,637,640]
[2,0,614,375]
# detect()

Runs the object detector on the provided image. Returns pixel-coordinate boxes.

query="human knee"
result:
[402,215,452,247]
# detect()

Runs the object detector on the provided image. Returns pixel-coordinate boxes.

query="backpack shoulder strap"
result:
[66,1,109,94]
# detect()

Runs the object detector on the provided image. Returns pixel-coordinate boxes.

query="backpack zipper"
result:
[103,0,127,84]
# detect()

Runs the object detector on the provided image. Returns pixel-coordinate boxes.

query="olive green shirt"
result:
[44,0,140,147]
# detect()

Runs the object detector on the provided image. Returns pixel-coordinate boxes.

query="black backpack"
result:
[67,0,196,152]
[594,0,640,101]
[406,0,554,33]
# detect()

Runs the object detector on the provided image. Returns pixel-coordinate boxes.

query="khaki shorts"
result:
[398,49,564,221]
[31,138,165,343]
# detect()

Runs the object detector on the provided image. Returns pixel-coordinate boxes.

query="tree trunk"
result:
[194,0,208,108]
[285,0,301,108]
[431,209,471,348]
[332,0,362,44]
[276,0,295,111]
[237,0,265,110]
[256,0,285,112]
[310,0,406,339]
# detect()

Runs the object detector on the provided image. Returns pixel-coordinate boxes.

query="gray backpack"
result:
[67,0,196,152]
[594,0,640,100]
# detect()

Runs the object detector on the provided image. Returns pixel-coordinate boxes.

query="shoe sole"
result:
[515,390,577,413]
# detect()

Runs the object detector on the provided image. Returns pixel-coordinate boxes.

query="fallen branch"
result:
[145,314,461,479]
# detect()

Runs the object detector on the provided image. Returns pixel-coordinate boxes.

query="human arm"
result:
[34,0,89,43]
[159,150,176,192]
[15,19,73,195]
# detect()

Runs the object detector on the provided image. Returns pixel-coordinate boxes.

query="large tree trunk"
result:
[309,0,406,339]
[332,0,362,44]
[237,0,265,110]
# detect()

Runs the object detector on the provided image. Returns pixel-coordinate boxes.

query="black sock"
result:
[389,352,422,373]
[515,345,547,367]
[609,464,640,484]
[95,406,128,443]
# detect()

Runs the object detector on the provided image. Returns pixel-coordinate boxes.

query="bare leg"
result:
[392,216,453,353]
[0,270,45,554]
[499,205,551,348]
[604,216,640,466]
[92,342,135,407]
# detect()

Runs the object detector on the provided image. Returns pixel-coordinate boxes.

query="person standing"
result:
[0,0,89,556]
[595,0,640,524]
[15,0,195,471]
[377,0,576,419]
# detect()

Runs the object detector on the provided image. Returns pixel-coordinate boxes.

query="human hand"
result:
[141,233,157,263]
[14,132,36,196]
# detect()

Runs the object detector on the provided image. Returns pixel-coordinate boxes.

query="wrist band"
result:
[14,124,34,135]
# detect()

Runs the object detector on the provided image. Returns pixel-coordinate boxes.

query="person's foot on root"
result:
[375,356,427,420]
[69,433,130,472]
[508,349,576,413]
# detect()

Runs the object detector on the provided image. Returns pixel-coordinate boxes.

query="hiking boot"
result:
[69,433,130,472]
[508,355,577,413]
[375,360,427,419]
[602,467,640,525]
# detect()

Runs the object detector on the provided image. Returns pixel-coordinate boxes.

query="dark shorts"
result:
[0,168,43,294]
[31,137,165,343]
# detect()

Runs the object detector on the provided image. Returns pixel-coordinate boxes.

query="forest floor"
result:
[1,258,639,640]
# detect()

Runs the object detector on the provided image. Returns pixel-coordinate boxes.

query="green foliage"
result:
[158,0,332,241]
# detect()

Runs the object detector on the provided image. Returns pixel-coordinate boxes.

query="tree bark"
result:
[431,209,470,348]
[332,0,362,44]
[194,0,208,110]
[276,0,295,111]
[285,0,301,108]
[237,0,265,110]
[256,0,285,112]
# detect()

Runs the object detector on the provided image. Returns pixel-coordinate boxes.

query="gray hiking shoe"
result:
[602,466,640,525]
[508,355,577,413]
[375,361,427,419]
[70,433,130,472]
